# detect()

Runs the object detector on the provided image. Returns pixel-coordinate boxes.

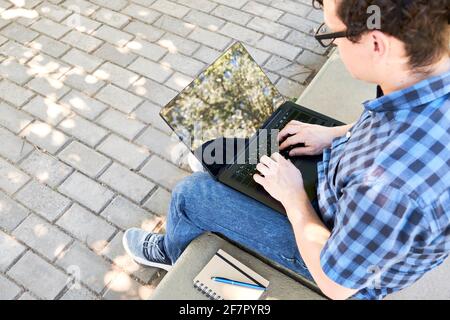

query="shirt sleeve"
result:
[320,182,427,290]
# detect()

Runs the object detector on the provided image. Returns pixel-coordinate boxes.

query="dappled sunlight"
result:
[91,240,108,253]
[157,39,178,54]
[33,223,48,237]
[26,122,67,146]
[28,54,70,77]
[35,170,49,183]
[173,74,191,88]
[104,270,131,293]
[103,270,154,300]
[9,0,26,6]
[132,77,148,96]
[6,170,27,184]
[1,8,38,20]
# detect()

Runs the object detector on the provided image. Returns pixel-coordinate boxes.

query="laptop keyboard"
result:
[231,109,326,185]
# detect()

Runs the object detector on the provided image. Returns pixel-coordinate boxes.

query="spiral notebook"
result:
[193,249,270,300]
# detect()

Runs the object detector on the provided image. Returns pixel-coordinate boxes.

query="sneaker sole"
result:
[122,234,173,272]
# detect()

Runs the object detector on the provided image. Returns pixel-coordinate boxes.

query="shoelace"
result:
[142,233,167,263]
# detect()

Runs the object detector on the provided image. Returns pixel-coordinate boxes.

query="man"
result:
[123,0,449,299]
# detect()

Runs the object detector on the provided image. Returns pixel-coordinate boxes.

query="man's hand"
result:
[278,121,354,157]
[253,153,309,212]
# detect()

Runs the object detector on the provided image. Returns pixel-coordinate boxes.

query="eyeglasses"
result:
[314,22,348,48]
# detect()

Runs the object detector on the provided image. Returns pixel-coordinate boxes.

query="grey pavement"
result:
[0,0,328,299]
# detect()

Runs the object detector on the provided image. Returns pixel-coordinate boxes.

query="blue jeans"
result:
[163,172,315,282]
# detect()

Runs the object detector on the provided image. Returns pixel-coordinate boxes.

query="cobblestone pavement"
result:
[0,0,327,300]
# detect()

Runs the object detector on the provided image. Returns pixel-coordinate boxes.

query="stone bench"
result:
[151,50,450,300]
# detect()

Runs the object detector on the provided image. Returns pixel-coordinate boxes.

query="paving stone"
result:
[157,32,200,55]
[285,30,327,55]
[187,11,224,33]
[13,214,72,260]
[257,35,303,60]
[244,44,271,65]
[0,101,33,134]
[271,0,311,17]
[35,2,72,22]
[94,62,141,90]
[1,22,39,44]
[19,149,73,188]
[103,271,153,300]
[100,231,157,283]
[187,27,231,51]
[96,109,146,140]
[211,0,245,9]
[99,162,155,203]
[276,77,306,98]
[165,72,193,91]
[278,13,320,35]
[29,34,70,58]
[101,196,161,230]
[58,114,108,147]
[62,13,102,34]
[23,96,71,126]
[247,17,291,40]
[143,187,171,216]
[20,121,70,154]
[0,157,30,195]
[0,191,29,232]
[0,59,33,85]
[61,0,99,16]
[296,49,328,72]
[15,180,71,221]
[96,134,149,170]
[151,0,190,19]
[124,20,165,43]
[0,40,36,64]
[8,251,67,299]
[60,90,108,120]
[131,77,178,107]
[0,127,34,163]
[212,5,252,25]
[131,101,172,134]
[28,76,70,101]
[125,39,167,62]
[0,80,34,107]
[192,45,221,64]
[31,18,71,39]
[90,0,128,11]
[161,53,205,77]
[93,7,130,29]
[0,230,26,272]
[93,25,133,47]
[94,43,138,67]
[61,48,104,73]
[58,171,114,213]
[61,30,103,53]
[56,203,116,252]
[219,22,263,47]
[18,292,38,300]
[0,274,21,300]
[27,53,71,77]
[58,141,110,178]
[57,241,111,293]
[265,55,312,83]
[61,67,106,96]
[176,0,217,12]
[140,155,189,190]
[60,287,97,300]
[122,3,161,24]
[136,126,185,163]
[128,57,173,83]
[242,1,284,21]
[154,14,195,37]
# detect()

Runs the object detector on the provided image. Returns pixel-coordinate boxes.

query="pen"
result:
[211,277,267,291]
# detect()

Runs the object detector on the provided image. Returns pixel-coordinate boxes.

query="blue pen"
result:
[211,277,267,291]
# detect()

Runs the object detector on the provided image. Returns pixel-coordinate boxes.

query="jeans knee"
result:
[172,172,210,198]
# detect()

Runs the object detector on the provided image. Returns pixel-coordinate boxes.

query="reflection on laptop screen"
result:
[160,42,285,152]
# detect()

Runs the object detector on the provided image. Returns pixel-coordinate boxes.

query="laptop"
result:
[160,41,344,215]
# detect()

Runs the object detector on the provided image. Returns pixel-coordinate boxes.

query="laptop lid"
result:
[159,42,286,174]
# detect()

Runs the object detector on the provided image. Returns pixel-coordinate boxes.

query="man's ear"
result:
[369,30,389,62]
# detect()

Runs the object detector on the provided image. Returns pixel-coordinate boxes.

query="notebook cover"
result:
[193,249,270,300]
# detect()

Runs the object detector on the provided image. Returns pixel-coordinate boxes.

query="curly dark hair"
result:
[313,0,449,73]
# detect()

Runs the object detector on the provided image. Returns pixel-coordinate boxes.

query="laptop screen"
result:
[160,42,285,153]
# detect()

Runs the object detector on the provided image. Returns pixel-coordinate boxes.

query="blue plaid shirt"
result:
[316,69,450,300]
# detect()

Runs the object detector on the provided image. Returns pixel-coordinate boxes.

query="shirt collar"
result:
[363,68,450,113]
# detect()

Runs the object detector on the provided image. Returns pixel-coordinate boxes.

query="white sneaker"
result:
[122,228,172,271]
